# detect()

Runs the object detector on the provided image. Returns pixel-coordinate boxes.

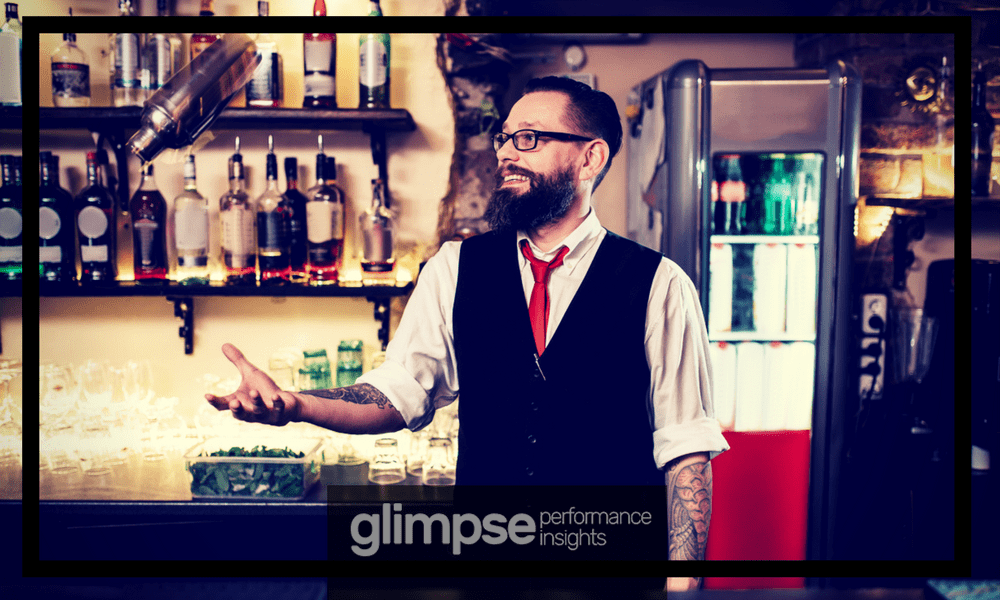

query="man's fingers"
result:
[221,343,253,372]
[205,394,231,411]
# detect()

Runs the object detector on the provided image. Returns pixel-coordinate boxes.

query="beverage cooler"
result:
[626,59,861,570]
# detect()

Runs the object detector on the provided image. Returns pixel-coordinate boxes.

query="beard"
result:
[484,164,577,233]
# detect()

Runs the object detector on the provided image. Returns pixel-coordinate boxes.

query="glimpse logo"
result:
[350,503,536,556]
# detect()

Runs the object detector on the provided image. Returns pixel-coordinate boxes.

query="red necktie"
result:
[520,240,569,356]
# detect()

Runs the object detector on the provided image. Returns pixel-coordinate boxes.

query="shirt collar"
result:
[517,209,603,275]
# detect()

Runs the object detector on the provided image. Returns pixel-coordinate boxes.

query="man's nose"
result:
[495,136,519,163]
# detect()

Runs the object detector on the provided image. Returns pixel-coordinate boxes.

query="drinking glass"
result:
[422,437,456,486]
[367,438,406,485]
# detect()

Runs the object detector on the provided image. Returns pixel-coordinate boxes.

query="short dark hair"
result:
[522,76,622,190]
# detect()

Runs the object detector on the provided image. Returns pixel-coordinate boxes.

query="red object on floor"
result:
[702,430,811,590]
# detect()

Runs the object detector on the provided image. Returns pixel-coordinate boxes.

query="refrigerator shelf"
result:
[710,235,819,245]
[709,333,817,343]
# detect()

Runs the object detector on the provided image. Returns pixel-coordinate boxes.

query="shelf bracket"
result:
[367,127,390,206]
[367,296,391,351]
[168,296,195,355]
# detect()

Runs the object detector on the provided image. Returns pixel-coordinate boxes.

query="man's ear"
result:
[578,139,609,183]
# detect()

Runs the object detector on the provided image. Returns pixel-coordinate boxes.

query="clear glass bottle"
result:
[360,178,395,279]
[282,157,309,283]
[51,21,90,107]
[256,135,290,285]
[247,1,282,108]
[359,1,390,110]
[0,155,21,281]
[303,0,336,109]
[39,152,76,283]
[305,135,344,284]
[0,2,21,107]
[220,137,256,285]
[142,0,184,102]
[130,164,168,283]
[76,151,117,283]
[110,0,142,107]
[171,154,210,284]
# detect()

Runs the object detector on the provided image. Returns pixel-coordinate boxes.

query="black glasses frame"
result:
[493,129,595,153]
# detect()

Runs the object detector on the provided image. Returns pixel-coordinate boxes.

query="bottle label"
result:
[0,207,21,239]
[247,52,281,103]
[40,245,62,263]
[80,244,109,263]
[306,202,342,243]
[52,62,90,98]
[0,245,20,263]
[221,209,255,262]
[257,211,287,250]
[133,219,161,267]
[175,204,209,251]
[303,39,334,74]
[77,205,109,239]
[0,33,19,104]
[359,38,388,88]
[303,73,335,98]
[114,33,140,88]
[39,207,62,240]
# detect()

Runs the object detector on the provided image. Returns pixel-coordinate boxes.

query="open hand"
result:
[205,343,301,426]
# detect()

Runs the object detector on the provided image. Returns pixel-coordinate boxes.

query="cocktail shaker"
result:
[128,34,260,164]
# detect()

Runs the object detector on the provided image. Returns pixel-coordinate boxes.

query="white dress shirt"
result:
[356,209,730,469]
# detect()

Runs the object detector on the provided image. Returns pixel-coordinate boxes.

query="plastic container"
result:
[185,437,322,501]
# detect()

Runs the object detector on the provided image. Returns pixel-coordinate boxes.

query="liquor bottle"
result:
[51,17,90,107]
[360,178,395,277]
[171,154,210,284]
[0,3,21,107]
[220,137,256,285]
[247,1,282,108]
[190,0,220,62]
[39,152,76,282]
[972,63,995,197]
[0,155,21,280]
[142,0,184,101]
[256,135,290,285]
[359,1,390,109]
[130,164,168,283]
[303,0,337,109]
[76,151,117,283]
[110,0,141,107]
[306,136,344,283]
[282,157,309,283]
[713,154,745,235]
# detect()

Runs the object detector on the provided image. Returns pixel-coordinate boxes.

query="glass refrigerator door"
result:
[707,151,824,432]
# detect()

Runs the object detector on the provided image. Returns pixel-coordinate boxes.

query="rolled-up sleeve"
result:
[355,242,462,432]
[646,258,730,469]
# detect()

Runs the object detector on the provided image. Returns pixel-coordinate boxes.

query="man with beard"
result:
[206,77,727,581]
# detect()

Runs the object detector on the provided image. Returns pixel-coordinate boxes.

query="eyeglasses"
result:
[493,129,595,154]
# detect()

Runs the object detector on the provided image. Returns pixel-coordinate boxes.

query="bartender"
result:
[206,77,728,585]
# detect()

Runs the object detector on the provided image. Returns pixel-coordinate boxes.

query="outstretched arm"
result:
[205,343,405,435]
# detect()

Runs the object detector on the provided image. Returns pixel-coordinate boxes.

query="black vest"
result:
[452,229,664,485]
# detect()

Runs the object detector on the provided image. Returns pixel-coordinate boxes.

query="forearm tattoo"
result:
[304,383,397,411]
[666,457,712,561]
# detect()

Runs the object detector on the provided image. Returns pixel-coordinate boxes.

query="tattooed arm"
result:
[666,451,712,562]
[206,343,405,434]
[294,384,405,434]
